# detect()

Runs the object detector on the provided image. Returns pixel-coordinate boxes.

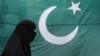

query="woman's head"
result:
[17,20,36,42]
[1,20,36,56]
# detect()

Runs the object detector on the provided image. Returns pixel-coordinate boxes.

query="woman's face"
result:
[33,29,36,32]
[18,20,36,42]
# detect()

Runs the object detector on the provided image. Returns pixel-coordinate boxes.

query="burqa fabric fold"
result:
[1,20,36,56]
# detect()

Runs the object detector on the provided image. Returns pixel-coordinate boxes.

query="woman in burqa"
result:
[1,20,36,56]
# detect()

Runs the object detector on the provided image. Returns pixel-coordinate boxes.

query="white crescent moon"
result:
[39,6,78,45]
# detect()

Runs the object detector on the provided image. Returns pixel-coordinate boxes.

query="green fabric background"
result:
[0,0,100,56]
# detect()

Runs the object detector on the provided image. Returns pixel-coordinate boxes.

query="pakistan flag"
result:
[0,0,100,56]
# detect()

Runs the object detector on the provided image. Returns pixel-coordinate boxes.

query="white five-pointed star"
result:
[68,1,81,15]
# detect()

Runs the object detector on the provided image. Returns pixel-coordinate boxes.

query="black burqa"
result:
[1,20,36,56]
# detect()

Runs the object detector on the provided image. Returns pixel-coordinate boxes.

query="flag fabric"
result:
[0,0,100,56]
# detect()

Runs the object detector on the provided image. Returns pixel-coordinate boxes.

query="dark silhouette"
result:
[1,20,36,56]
